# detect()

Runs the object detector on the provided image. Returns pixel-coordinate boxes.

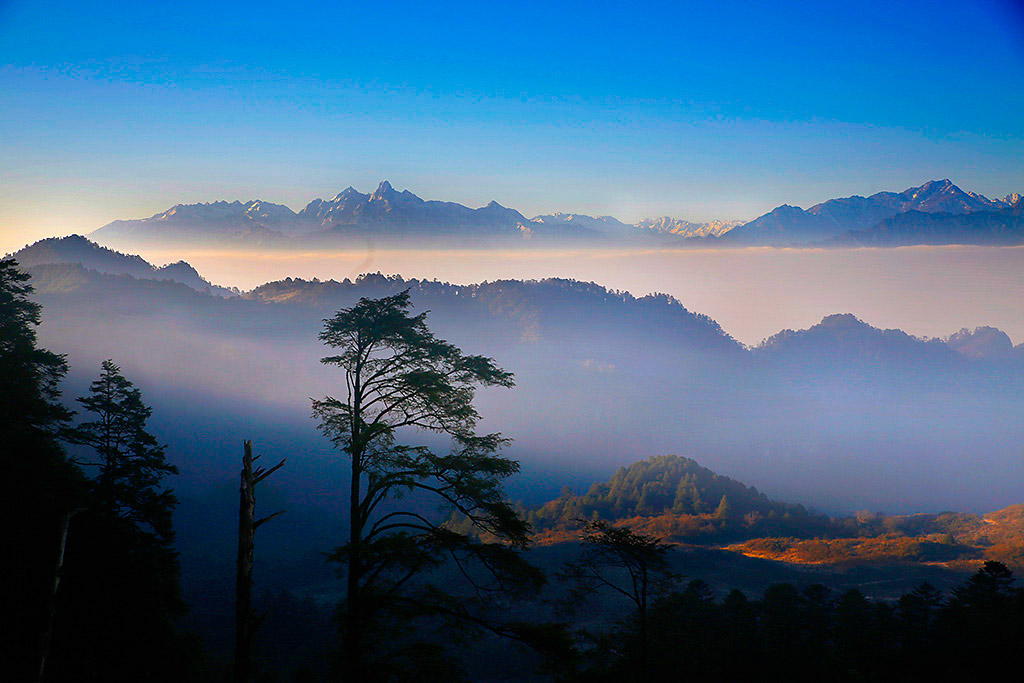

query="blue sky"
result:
[2,0,1024,249]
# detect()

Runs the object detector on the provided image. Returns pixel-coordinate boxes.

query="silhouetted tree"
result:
[235,440,285,683]
[558,520,679,681]
[0,258,86,681]
[47,360,186,682]
[67,359,178,541]
[313,290,545,680]
[896,581,943,657]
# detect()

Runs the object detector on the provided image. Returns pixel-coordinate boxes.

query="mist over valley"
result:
[20,236,1024,515]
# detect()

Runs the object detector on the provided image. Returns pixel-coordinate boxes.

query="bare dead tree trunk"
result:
[38,510,73,683]
[235,440,285,683]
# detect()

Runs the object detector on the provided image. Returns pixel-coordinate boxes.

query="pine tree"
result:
[0,258,74,437]
[313,290,547,679]
[53,359,185,682]
[69,359,178,542]
[715,494,732,520]
[0,257,86,681]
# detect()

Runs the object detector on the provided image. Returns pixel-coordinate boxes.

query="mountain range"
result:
[826,199,1024,247]
[90,180,592,246]
[89,180,747,245]
[721,179,1022,246]
[83,178,1023,249]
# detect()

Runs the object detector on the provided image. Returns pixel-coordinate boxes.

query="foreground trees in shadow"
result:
[568,560,1024,683]
[313,290,553,681]
[8,256,1024,682]
[1,257,84,681]
[1,257,193,682]
[558,521,678,680]
[235,440,285,683]
[48,359,189,682]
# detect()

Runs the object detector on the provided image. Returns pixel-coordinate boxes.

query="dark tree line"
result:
[565,560,1024,683]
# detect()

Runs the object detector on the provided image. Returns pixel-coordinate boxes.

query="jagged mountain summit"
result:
[91,181,589,245]
[299,180,531,235]
[92,199,299,243]
[722,179,1020,246]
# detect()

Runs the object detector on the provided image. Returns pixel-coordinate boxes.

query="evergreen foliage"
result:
[68,359,178,542]
[0,257,86,680]
[47,360,187,681]
[1,261,191,682]
[313,289,555,680]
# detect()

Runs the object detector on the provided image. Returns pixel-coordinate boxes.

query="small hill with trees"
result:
[528,455,1024,571]
[527,455,835,543]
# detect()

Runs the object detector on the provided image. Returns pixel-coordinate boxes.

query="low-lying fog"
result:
[36,243,1024,522]
[131,244,1024,346]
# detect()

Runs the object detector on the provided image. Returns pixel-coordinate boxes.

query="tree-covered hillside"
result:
[528,455,834,541]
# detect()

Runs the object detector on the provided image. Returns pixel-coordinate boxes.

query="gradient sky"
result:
[2,0,1024,251]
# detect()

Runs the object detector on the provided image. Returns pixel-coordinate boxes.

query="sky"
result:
[2,0,1024,252]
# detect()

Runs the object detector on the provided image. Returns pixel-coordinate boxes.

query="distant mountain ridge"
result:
[18,236,1023,366]
[527,213,636,235]
[755,313,965,367]
[84,178,1021,248]
[89,179,745,246]
[723,179,1021,246]
[91,181,600,245]
[825,199,1024,247]
[299,181,533,236]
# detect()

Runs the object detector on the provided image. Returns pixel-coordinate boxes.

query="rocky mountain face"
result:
[92,199,298,243]
[87,180,742,245]
[91,181,545,244]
